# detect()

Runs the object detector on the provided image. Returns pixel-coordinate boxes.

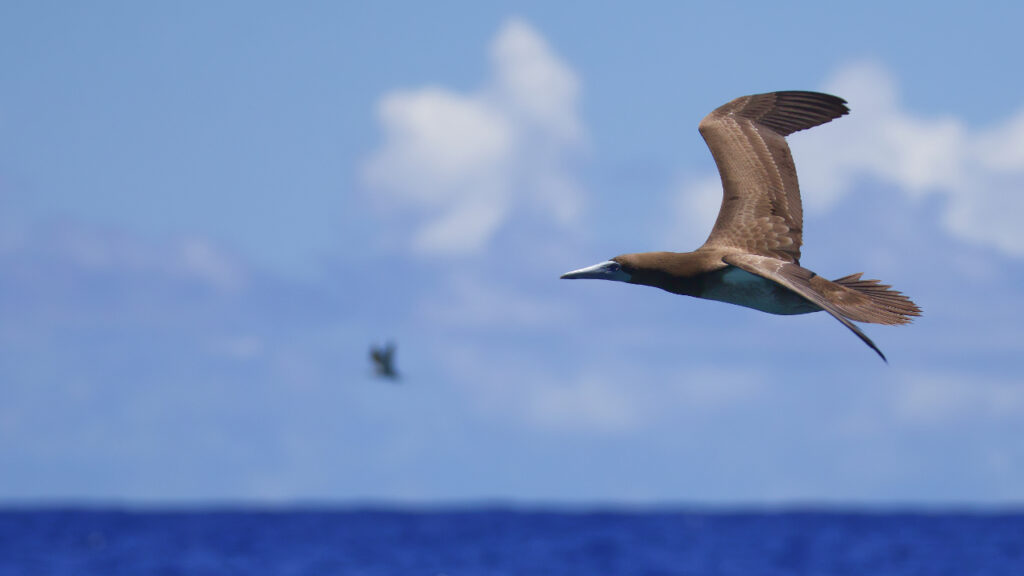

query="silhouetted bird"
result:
[370,342,399,380]
[562,91,921,361]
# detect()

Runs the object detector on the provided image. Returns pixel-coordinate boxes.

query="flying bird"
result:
[562,91,921,361]
[370,342,399,380]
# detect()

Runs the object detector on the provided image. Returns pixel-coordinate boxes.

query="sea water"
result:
[1,508,1022,575]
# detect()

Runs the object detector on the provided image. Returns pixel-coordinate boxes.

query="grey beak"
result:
[560,261,630,282]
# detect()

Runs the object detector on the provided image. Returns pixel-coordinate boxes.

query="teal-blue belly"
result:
[698,266,820,316]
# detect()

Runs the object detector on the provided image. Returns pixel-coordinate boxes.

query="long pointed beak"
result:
[561,262,608,279]
[560,260,629,281]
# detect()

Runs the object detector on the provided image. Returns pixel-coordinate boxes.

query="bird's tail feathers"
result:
[810,273,922,325]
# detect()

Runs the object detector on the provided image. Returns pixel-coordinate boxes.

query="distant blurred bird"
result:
[562,91,921,361]
[370,342,399,380]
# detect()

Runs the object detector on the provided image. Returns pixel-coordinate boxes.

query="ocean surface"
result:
[2,508,1023,575]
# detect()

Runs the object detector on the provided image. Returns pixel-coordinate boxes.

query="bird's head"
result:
[560,256,635,283]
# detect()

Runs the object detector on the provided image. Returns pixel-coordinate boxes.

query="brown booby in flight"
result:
[562,91,921,361]
[370,342,399,380]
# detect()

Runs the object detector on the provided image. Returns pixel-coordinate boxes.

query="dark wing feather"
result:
[697,91,849,263]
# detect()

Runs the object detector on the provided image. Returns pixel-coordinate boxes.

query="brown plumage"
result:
[561,91,921,361]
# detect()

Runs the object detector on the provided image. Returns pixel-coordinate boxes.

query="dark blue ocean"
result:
[2,508,1023,575]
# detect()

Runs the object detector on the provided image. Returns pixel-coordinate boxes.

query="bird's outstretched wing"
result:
[697,91,849,263]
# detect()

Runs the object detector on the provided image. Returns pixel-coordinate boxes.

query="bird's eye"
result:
[607,262,621,272]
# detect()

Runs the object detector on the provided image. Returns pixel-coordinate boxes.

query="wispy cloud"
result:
[527,367,765,434]
[670,61,1024,258]
[176,237,244,293]
[893,372,1024,425]
[417,270,571,329]
[364,18,584,256]
[442,338,767,434]
[5,222,246,296]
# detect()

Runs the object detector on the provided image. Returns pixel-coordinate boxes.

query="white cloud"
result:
[527,367,764,433]
[177,237,243,292]
[418,271,571,329]
[364,18,584,256]
[489,19,582,145]
[671,61,1024,257]
[894,372,1024,425]
[800,62,1024,257]
[443,337,766,434]
[529,373,641,432]
[40,225,245,293]
[667,173,723,249]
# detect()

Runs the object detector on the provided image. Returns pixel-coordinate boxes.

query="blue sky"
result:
[3,1,1024,506]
